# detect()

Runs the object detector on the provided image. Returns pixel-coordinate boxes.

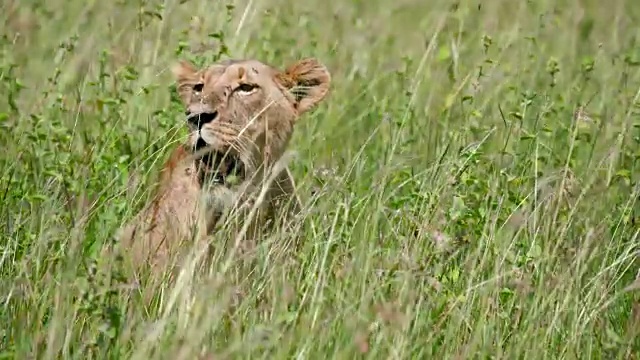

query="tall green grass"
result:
[1,0,639,358]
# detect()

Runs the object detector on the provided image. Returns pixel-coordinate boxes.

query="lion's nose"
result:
[186,111,218,129]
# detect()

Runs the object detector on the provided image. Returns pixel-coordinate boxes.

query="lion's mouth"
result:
[194,139,245,185]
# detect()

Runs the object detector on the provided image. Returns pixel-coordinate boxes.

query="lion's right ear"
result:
[171,60,199,104]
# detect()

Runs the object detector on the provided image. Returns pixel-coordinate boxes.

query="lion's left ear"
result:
[278,58,331,114]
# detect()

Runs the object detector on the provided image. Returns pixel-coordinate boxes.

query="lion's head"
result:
[171,58,331,184]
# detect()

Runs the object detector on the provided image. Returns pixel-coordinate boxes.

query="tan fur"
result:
[118,57,331,273]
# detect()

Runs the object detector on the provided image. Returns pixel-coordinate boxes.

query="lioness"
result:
[118,57,331,271]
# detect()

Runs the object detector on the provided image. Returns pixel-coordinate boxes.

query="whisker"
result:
[227,139,255,171]
[237,98,278,138]
[210,122,258,161]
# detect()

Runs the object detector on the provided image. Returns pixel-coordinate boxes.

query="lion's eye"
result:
[236,83,258,93]
[192,83,204,92]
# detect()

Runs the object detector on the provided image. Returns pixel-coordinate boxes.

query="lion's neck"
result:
[152,144,289,237]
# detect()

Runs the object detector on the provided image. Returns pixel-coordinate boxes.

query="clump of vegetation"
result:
[1,0,639,358]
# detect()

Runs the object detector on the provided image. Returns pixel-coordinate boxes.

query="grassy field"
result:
[1,0,640,358]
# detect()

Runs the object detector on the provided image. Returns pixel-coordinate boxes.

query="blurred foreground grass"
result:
[1,0,640,358]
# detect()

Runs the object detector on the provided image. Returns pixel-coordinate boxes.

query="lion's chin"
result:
[193,140,245,185]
